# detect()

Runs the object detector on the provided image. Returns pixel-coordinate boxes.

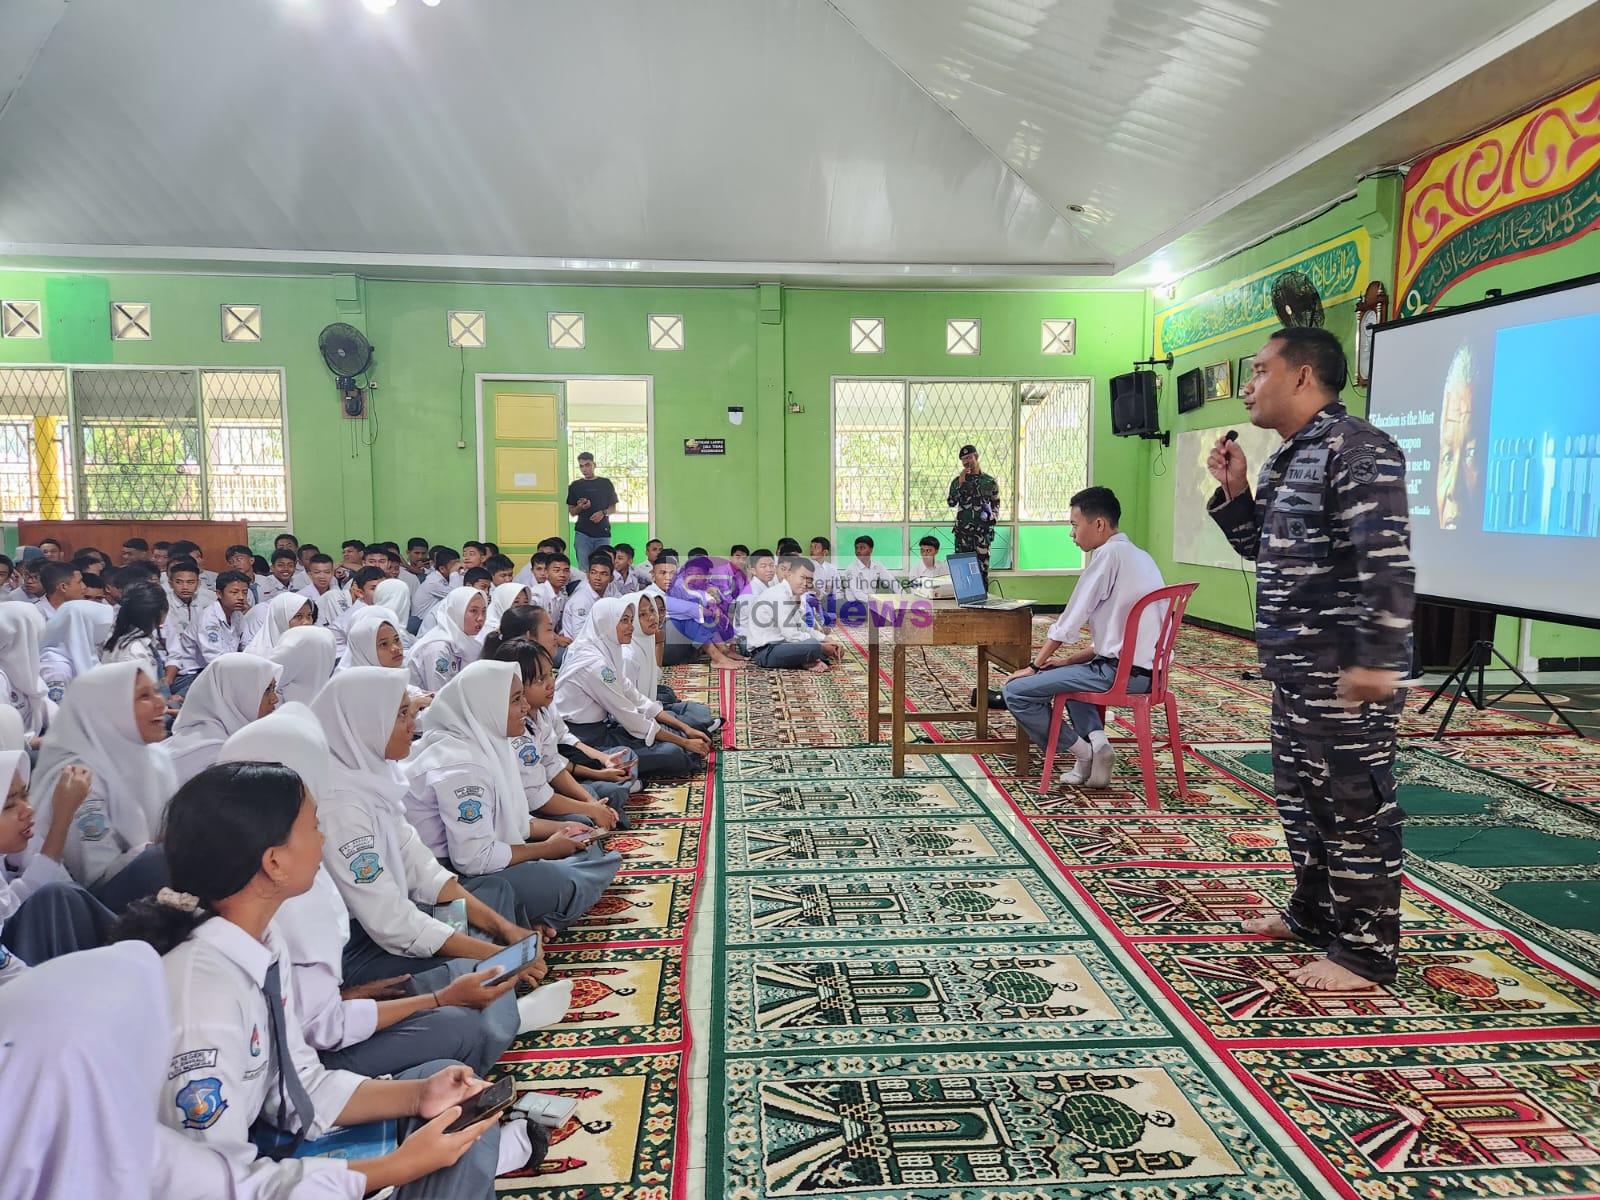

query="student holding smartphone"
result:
[110,761,525,1198]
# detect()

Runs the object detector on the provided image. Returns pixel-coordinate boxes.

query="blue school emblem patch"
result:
[457,798,484,824]
[77,808,108,842]
[249,1026,261,1058]
[176,1077,228,1130]
[206,628,220,643]
[600,667,616,684]
[348,851,383,884]
[435,655,451,675]
[518,743,540,767]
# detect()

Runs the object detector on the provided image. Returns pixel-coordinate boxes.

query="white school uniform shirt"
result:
[159,915,365,1194]
[1046,532,1167,669]
[527,579,556,611]
[32,597,56,622]
[256,573,291,602]
[609,569,641,597]
[905,557,941,584]
[163,593,206,673]
[312,668,458,959]
[545,583,568,631]
[561,578,602,639]
[301,580,350,630]
[509,708,566,816]
[844,558,902,600]
[810,559,843,603]
[553,597,663,743]
[735,575,772,642]
[413,569,454,623]
[744,577,824,651]
[102,631,164,682]
[182,601,243,669]
[330,597,371,655]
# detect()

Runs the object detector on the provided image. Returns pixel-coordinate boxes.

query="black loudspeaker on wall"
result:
[1109,370,1159,437]
[1176,367,1205,414]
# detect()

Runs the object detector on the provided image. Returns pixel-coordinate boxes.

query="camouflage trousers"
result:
[1268,683,1406,983]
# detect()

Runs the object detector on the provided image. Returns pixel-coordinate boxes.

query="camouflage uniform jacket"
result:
[1207,402,1415,686]
[946,471,1000,550]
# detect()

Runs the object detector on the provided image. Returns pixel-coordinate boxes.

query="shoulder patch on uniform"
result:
[206,628,220,643]
[77,808,108,842]
[600,666,616,684]
[517,742,540,766]
[47,683,64,704]
[338,835,375,860]
[176,1077,228,1130]
[348,850,383,884]
[1348,452,1378,483]
[453,784,484,799]
[457,797,484,824]
[435,655,451,674]
[168,1048,218,1079]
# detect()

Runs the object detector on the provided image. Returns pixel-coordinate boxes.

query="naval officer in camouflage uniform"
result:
[1207,326,1415,991]
[947,444,1000,581]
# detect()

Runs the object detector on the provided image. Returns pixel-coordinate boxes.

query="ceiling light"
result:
[423,0,442,6]
[362,0,397,11]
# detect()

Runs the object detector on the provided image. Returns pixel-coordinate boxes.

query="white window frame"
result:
[447,310,486,349]
[946,318,981,356]
[647,314,684,351]
[0,362,291,527]
[829,374,1094,576]
[547,312,586,350]
[849,316,885,354]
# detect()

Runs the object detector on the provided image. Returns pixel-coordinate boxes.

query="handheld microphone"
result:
[1225,429,1239,443]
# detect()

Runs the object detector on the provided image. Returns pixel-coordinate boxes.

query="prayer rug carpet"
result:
[710,747,1322,1199]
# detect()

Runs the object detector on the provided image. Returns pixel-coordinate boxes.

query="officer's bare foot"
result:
[1291,957,1378,992]
[1240,912,1293,937]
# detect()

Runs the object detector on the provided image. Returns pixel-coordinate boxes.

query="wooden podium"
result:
[861,597,1034,776]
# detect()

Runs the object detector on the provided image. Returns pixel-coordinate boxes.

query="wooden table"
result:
[861,597,1034,776]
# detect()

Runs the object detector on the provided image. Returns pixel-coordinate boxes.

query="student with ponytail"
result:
[111,761,514,1198]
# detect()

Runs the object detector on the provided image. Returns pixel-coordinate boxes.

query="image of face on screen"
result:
[1437,342,1481,531]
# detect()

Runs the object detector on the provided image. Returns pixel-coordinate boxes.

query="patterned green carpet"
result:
[709,753,1318,1199]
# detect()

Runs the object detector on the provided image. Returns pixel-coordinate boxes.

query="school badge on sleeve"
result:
[518,742,541,767]
[349,851,384,884]
[176,1077,228,1130]
[600,667,616,684]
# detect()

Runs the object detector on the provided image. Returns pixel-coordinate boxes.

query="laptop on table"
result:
[946,552,1031,610]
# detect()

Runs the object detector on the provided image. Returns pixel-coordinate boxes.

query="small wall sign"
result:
[683,438,725,455]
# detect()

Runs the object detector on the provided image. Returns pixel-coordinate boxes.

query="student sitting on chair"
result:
[744,556,844,672]
[1000,487,1165,788]
[906,535,942,585]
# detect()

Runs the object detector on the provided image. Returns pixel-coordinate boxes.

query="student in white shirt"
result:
[745,556,844,671]
[553,597,712,777]
[0,602,51,740]
[843,534,903,600]
[332,565,388,655]
[0,751,112,984]
[608,543,641,596]
[39,599,116,705]
[808,536,843,624]
[415,546,462,630]
[101,580,170,688]
[165,653,281,788]
[1001,486,1165,788]
[257,547,300,601]
[162,558,206,689]
[26,662,174,912]
[404,660,621,932]
[906,534,943,584]
[542,554,572,641]
[110,760,517,1197]
[311,668,538,985]
[406,586,485,693]
[561,551,611,640]
[631,591,722,735]
[242,589,314,657]
[300,551,350,629]
[177,569,252,690]
[268,624,338,707]
[216,705,557,1081]
[478,582,530,645]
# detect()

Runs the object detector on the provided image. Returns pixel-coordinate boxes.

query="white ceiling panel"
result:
[0,0,1592,283]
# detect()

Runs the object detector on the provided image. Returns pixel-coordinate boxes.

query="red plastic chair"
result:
[1036,582,1199,809]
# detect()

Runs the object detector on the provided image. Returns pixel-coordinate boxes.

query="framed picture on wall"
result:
[1236,355,1254,394]
[1203,360,1233,400]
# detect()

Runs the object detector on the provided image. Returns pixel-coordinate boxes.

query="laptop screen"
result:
[946,553,985,603]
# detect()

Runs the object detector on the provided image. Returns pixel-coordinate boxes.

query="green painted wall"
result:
[0,271,1148,604]
[1144,175,1402,634]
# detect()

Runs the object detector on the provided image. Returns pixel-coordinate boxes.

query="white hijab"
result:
[407,659,525,845]
[31,661,175,850]
[480,582,530,643]
[335,608,401,671]
[268,625,337,706]
[167,653,281,787]
[565,595,630,681]
[216,701,351,976]
[243,591,313,656]
[42,600,116,678]
[0,704,25,752]
[0,940,168,1200]
[623,593,662,699]
[310,666,411,811]
[373,579,412,634]
[0,604,47,735]
[408,586,481,664]
[0,745,29,798]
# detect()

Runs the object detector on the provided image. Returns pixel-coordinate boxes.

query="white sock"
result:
[1088,730,1110,751]
[517,979,573,1034]
[496,1116,534,1175]
[1067,737,1092,763]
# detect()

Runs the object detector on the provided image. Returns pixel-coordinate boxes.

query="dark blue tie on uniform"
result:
[262,960,316,1150]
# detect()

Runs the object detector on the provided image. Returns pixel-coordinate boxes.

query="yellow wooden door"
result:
[484,381,564,559]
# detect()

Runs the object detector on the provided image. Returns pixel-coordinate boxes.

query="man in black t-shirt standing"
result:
[567,450,620,569]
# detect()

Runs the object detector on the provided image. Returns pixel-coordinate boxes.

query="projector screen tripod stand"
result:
[1418,638,1583,739]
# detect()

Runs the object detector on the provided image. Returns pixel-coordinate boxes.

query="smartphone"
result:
[479,932,542,984]
[571,827,612,847]
[443,1077,515,1134]
[515,1090,580,1128]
